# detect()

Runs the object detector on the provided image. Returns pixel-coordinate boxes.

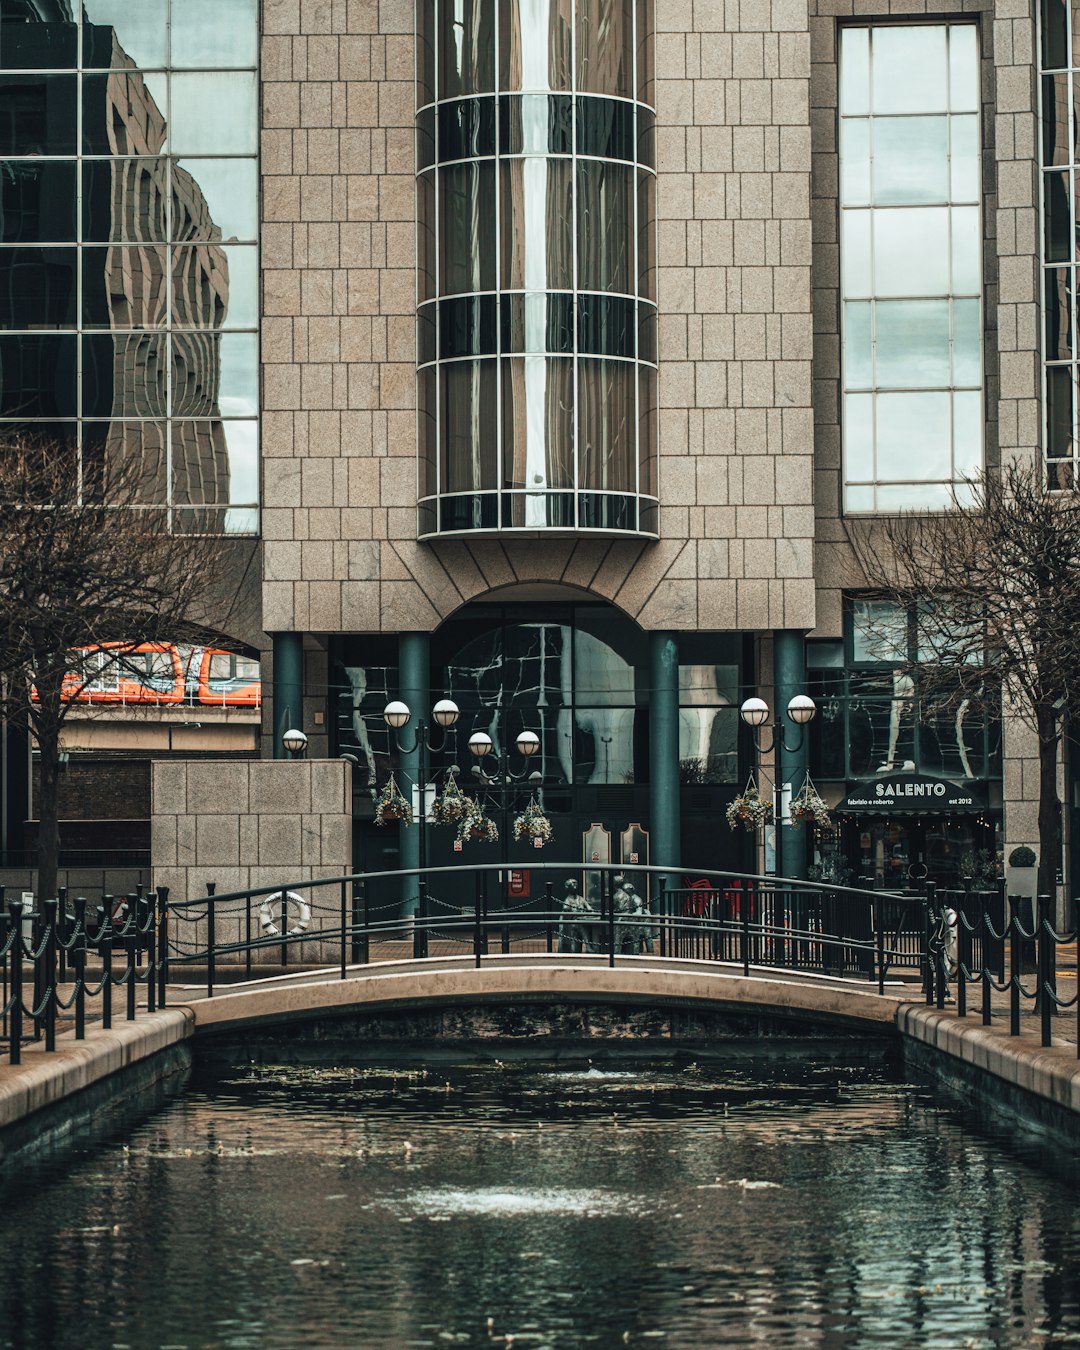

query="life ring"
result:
[259,891,311,937]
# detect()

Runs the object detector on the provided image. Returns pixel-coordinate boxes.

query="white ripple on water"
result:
[382,1186,656,1219]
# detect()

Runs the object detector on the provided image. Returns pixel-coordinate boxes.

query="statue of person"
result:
[558,878,597,953]
[620,879,654,954]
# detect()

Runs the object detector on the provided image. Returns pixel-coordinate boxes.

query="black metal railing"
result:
[1,884,167,1066]
[3,863,927,1066]
[926,879,1079,1056]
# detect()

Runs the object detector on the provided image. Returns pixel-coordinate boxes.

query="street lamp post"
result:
[382,697,460,896]
[739,694,816,879]
[469,730,542,937]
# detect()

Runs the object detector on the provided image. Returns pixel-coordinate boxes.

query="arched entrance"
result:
[330,603,753,913]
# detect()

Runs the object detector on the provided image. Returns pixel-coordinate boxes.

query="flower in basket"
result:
[457,797,499,844]
[725,781,774,832]
[789,783,831,829]
[512,796,554,847]
[374,773,412,826]
[431,769,468,825]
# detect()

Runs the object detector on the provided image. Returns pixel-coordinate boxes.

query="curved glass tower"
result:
[416,0,657,538]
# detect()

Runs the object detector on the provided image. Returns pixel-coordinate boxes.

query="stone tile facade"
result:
[259,0,817,635]
[151,758,351,961]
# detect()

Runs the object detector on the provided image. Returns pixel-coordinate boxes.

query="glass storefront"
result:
[330,608,749,883]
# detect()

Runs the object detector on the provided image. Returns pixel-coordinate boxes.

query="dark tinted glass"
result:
[0,73,76,154]
[417,303,437,364]
[440,294,497,357]
[1047,364,1075,459]
[1045,267,1074,362]
[438,97,496,161]
[0,160,76,241]
[83,159,168,243]
[578,492,636,530]
[578,294,635,357]
[417,0,435,104]
[0,15,76,69]
[1042,0,1068,69]
[500,293,574,353]
[418,365,437,496]
[576,96,635,161]
[637,107,655,167]
[417,107,435,170]
[638,304,657,363]
[0,245,76,326]
[498,94,573,155]
[500,491,575,527]
[0,333,76,417]
[440,492,498,531]
[82,332,168,418]
[1045,170,1073,262]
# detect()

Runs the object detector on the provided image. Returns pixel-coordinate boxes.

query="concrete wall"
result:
[258,0,816,634]
[151,758,352,963]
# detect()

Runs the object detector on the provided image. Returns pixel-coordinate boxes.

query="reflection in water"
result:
[1,1059,1079,1349]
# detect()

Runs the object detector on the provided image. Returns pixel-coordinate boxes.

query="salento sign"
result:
[838,774,986,813]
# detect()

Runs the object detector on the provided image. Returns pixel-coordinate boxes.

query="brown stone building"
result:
[0,1,1072,904]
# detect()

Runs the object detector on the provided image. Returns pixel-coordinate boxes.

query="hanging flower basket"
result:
[789,776,831,830]
[431,768,468,826]
[725,778,774,832]
[512,796,554,847]
[458,797,499,844]
[374,773,412,826]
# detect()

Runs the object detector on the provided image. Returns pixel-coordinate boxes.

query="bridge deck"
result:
[169,951,917,1035]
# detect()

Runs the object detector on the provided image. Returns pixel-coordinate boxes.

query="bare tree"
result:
[0,434,228,902]
[849,459,1080,902]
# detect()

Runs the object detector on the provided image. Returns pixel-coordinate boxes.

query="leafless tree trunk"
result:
[0,433,232,900]
[849,460,1080,904]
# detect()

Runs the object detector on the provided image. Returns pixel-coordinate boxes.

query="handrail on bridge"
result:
[5,866,1074,1068]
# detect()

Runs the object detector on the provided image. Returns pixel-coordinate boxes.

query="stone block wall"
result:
[258,0,817,635]
[151,758,351,965]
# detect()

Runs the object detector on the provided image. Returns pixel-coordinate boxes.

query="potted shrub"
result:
[1006,845,1037,899]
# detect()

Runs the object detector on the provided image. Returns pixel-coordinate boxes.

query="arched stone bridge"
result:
[176,952,915,1052]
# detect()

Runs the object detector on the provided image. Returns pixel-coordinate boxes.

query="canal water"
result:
[2,1056,1079,1349]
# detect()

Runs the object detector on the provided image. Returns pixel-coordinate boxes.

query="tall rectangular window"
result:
[1040,2,1080,487]
[839,24,983,513]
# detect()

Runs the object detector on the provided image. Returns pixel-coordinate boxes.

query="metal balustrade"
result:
[6,864,1076,1067]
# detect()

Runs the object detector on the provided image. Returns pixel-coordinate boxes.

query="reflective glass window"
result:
[81,245,168,328]
[0,245,76,327]
[439,0,495,98]
[500,158,574,292]
[0,161,76,243]
[171,244,258,329]
[169,73,257,155]
[577,159,632,294]
[0,74,77,155]
[82,0,167,68]
[0,333,77,417]
[840,23,983,512]
[500,0,572,93]
[170,0,258,67]
[0,13,76,69]
[576,0,632,98]
[419,0,656,536]
[81,332,168,417]
[83,159,168,244]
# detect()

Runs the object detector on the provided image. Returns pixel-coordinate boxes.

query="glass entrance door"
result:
[848,816,994,890]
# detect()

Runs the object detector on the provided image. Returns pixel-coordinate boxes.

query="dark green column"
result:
[271,633,303,760]
[649,632,681,892]
[774,629,808,880]
[398,632,429,917]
